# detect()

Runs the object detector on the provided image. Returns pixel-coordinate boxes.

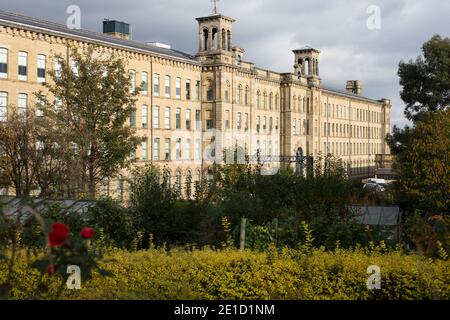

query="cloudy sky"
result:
[2,0,449,128]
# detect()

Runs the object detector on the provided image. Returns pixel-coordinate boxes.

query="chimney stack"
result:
[346,80,362,96]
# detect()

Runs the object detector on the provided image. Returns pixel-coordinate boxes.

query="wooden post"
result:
[239,218,246,250]
[274,218,278,246]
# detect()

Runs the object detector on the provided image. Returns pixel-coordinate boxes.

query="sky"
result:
[1,0,449,129]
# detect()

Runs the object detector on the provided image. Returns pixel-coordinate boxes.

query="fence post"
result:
[240,218,247,250]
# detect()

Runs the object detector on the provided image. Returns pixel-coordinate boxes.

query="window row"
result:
[152,74,200,101]
[323,141,383,156]
[147,137,203,161]
[0,48,46,83]
[323,102,382,123]
[0,92,28,121]
[130,106,202,131]
[322,122,382,139]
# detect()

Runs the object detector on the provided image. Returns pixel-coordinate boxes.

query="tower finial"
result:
[211,0,220,14]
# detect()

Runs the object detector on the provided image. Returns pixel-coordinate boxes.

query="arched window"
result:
[256,91,261,109]
[225,81,230,102]
[263,92,267,109]
[237,85,242,104]
[196,169,201,184]
[227,30,232,52]
[244,86,249,105]
[269,92,273,110]
[212,28,219,50]
[175,170,182,190]
[275,94,279,110]
[302,97,306,113]
[221,29,227,50]
[206,80,214,101]
[203,29,209,51]
[185,170,192,195]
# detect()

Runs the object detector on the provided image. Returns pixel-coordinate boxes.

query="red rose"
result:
[48,222,69,247]
[45,264,58,275]
[80,227,95,239]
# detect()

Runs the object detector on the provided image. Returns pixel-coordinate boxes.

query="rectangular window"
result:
[37,54,46,83]
[186,80,191,100]
[141,72,148,95]
[0,48,8,78]
[54,97,62,111]
[165,107,171,129]
[206,110,213,129]
[225,110,230,129]
[186,109,191,130]
[195,139,201,160]
[141,138,148,160]
[164,139,171,160]
[165,75,171,97]
[153,74,159,96]
[129,70,136,93]
[176,108,181,129]
[153,106,159,128]
[195,109,201,131]
[142,105,148,128]
[36,96,44,117]
[153,138,160,160]
[18,93,27,116]
[18,51,27,81]
[0,92,7,121]
[263,116,267,131]
[244,113,249,131]
[175,77,181,99]
[130,107,136,128]
[195,80,200,101]
[71,60,78,77]
[54,58,62,79]
[256,116,260,133]
[175,139,181,160]
[185,138,191,160]
[237,112,241,130]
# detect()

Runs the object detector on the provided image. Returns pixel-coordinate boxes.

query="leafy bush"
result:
[85,199,135,248]
[1,246,448,300]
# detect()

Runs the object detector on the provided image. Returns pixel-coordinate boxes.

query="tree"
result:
[398,35,450,121]
[38,46,141,198]
[0,108,40,196]
[389,111,449,215]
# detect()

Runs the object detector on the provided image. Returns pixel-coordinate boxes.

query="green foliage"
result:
[398,34,450,121]
[85,199,135,249]
[38,46,141,198]
[1,246,449,300]
[389,111,449,216]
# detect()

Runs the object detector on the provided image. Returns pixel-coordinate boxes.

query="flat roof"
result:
[0,9,199,64]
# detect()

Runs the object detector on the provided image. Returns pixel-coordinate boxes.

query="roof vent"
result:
[103,19,131,40]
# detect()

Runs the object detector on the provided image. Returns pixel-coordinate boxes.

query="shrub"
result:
[1,246,448,300]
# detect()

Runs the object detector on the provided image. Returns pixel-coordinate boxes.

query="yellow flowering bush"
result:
[1,245,449,300]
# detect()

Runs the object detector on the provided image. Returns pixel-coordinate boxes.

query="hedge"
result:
[1,246,449,300]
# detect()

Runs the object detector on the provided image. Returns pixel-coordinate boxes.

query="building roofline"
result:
[321,87,384,104]
[0,9,201,65]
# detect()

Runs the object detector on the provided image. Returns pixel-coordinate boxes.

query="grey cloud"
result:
[2,0,449,128]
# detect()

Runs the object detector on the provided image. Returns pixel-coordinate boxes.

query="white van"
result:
[367,178,386,184]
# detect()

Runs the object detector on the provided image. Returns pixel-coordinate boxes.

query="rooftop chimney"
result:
[103,19,131,40]
[346,80,362,96]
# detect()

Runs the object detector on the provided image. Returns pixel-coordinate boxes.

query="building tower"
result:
[196,13,235,58]
[293,46,321,86]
